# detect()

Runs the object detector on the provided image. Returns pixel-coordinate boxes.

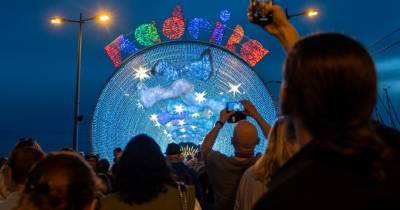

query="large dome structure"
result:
[91,41,277,160]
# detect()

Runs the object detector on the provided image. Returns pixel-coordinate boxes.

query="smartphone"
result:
[227,102,245,112]
[251,0,274,25]
[226,102,246,123]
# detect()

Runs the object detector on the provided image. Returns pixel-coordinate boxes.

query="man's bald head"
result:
[232,120,260,150]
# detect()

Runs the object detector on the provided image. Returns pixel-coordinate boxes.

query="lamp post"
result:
[50,13,111,151]
[286,8,319,19]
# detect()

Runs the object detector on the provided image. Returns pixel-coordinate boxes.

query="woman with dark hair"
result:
[234,117,299,210]
[14,152,98,210]
[0,138,44,201]
[100,134,197,210]
[248,4,400,210]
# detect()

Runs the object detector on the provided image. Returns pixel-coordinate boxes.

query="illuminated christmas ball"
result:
[92,41,277,160]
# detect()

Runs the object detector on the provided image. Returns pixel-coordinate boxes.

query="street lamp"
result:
[50,12,111,151]
[286,8,319,19]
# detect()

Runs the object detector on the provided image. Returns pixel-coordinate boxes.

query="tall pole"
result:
[383,88,396,128]
[72,13,83,151]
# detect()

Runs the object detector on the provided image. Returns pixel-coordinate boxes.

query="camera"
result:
[250,0,274,25]
[226,102,246,123]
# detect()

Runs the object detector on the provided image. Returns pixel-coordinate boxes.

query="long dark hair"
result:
[116,134,175,205]
[15,152,97,210]
[282,33,388,179]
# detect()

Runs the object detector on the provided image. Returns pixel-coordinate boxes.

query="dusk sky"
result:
[0,0,399,156]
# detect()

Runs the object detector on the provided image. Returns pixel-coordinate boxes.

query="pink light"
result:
[209,21,225,45]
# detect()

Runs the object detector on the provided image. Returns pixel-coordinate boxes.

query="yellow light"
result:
[307,9,319,17]
[50,17,63,25]
[98,15,110,22]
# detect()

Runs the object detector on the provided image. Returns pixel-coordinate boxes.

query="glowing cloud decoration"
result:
[139,79,194,108]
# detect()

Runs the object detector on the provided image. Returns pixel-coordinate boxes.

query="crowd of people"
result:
[1,3,400,210]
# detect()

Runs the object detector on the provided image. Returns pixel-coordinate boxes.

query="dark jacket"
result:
[253,138,400,210]
[170,161,202,199]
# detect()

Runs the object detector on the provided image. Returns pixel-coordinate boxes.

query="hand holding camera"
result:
[241,100,260,118]
[225,100,261,123]
[247,1,299,51]
[226,102,246,123]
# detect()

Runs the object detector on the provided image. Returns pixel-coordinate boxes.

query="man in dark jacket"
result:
[165,143,202,199]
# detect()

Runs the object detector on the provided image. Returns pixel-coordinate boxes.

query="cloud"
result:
[139,79,194,108]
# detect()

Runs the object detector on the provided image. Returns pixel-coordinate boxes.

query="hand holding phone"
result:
[226,102,247,123]
[250,0,274,25]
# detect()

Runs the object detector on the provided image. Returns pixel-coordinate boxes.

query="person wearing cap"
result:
[200,100,271,210]
[165,143,202,200]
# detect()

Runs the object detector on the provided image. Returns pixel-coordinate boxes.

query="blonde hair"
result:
[254,117,299,184]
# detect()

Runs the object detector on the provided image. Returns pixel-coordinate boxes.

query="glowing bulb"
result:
[307,9,319,17]
[50,17,62,25]
[98,15,110,22]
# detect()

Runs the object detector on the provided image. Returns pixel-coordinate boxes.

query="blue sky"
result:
[0,0,399,156]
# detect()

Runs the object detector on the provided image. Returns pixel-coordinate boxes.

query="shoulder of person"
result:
[207,150,228,161]
[266,142,319,192]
